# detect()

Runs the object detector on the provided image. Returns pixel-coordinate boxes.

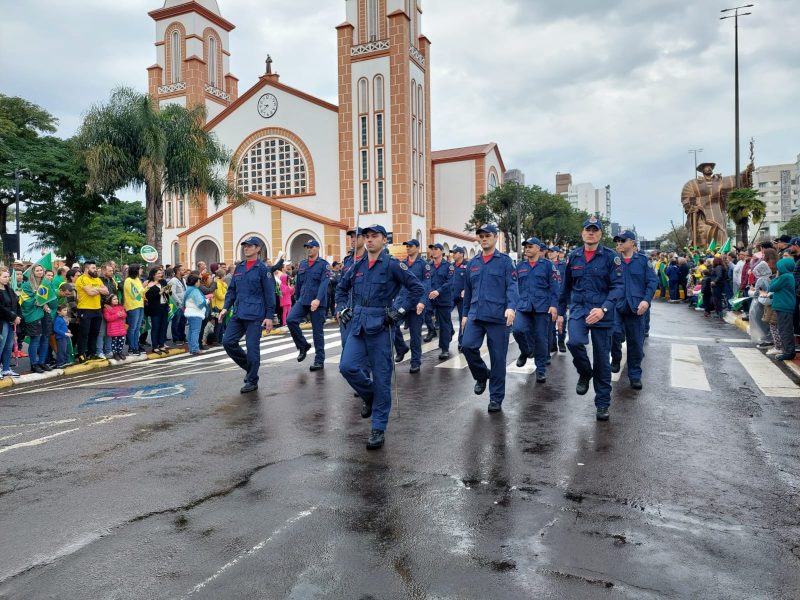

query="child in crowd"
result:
[53,304,72,368]
[103,295,128,361]
[766,257,797,361]
[279,272,294,326]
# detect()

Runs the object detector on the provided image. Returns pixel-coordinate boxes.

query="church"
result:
[147,0,506,266]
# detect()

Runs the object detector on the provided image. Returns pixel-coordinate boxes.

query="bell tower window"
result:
[208,36,217,87]
[171,30,181,83]
[367,0,379,42]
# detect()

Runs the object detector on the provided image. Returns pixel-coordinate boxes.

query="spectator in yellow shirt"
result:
[74,260,108,362]
[123,264,146,356]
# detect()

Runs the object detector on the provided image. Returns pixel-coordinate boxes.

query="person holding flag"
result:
[19,264,53,373]
[0,268,21,379]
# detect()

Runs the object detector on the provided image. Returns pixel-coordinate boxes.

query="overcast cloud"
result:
[2,0,799,247]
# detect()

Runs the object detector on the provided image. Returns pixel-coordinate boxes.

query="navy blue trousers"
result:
[611,309,646,381]
[339,326,394,431]
[462,319,510,404]
[223,317,264,385]
[512,311,551,374]
[287,303,326,363]
[393,310,423,368]
[567,318,613,408]
[454,298,464,347]
[434,304,454,351]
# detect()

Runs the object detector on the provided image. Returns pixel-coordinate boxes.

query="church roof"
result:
[163,0,220,15]
[432,143,506,173]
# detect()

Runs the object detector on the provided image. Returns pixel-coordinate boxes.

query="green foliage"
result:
[727,187,766,246]
[77,86,239,258]
[653,224,691,252]
[781,214,800,236]
[466,182,595,252]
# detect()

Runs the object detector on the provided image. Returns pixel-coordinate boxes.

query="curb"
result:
[724,311,800,380]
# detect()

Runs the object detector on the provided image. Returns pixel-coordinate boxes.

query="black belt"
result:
[358,301,391,308]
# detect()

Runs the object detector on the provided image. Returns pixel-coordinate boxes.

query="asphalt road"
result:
[1,302,799,599]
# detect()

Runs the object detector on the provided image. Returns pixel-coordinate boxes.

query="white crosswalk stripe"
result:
[670,343,711,391]
[730,348,800,398]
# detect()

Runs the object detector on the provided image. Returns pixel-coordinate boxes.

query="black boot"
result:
[361,397,373,419]
[576,375,591,395]
[366,429,385,450]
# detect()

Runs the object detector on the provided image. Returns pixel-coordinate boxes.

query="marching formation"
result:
[220,216,658,449]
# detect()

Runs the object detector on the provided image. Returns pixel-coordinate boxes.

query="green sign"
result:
[140,245,159,263]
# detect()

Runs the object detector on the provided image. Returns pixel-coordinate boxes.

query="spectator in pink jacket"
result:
[102,296,128,361]
[279,273,294,326]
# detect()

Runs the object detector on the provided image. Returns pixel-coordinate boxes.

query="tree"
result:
[466,182,593,252]
[781,214,800,236]
[78,87,237,260]
[653,224,691,252]
[727,187,765,247]
[0,95,59,251]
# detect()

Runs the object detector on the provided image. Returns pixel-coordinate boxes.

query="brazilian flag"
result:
[37,284,52,305]
[168,296,179,321]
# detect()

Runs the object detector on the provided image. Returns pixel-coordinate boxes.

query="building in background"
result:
[504,169,525,186]
[556,173,611,220]
[752,159,799,237]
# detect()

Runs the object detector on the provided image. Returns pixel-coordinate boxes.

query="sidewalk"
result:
[723,309,800,380]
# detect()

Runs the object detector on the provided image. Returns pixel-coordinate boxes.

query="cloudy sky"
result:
[3,0,799,249]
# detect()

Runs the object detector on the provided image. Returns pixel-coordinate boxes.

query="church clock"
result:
[257,93,278,118]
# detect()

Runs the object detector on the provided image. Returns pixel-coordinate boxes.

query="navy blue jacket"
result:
[337,251,366,312]
[295,258,332,305]
[619,252,658,313]
[552,259,567,291]
[514,258,560,313]
[223,261,276,321]
[335,251,424,336]
[462,250,520,323]
[558,245,625,328]
[451,259,468,301]
[427,259,454,307]
[393,256,430,309]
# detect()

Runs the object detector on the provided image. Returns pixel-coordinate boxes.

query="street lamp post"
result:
[688,148,703,175]
[3,168,29,260]
[721,5,753,188]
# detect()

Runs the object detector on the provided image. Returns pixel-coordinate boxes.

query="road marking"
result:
[730,348,800,398]
[651,334,749,343]
[182,506,317,599]
[0,418,78,429]
[0,428,80,454]
[670,344,711,391]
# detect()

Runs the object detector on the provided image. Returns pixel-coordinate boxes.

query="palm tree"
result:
[727,187,766,248]
[78,87,237,260]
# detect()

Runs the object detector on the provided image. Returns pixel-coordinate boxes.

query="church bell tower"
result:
[337,0,432,249]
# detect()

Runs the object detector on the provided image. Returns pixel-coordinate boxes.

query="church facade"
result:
[147,0,505,267]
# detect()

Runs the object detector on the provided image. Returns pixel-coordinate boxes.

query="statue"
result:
[681,162,752,249]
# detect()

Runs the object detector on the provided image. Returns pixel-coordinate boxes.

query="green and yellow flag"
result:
[720,238,732,254]
[707,239,717,253]
[24,252,54,278]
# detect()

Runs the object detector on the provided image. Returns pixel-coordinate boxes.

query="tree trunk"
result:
[0,201,8,235]
[145,182,164,263]
[737,218,748,249]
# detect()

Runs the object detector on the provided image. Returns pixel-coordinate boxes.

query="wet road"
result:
[1,302,799,599]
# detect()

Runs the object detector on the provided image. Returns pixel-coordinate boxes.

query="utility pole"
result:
[688,148,703,175]
[721,5,753,188]
[3,168,29,260]
[516,185,522,256]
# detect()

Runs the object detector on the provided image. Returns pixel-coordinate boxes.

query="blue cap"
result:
[790,237,800,246]
[582,216,603,230]
[476,223,499,235]
[613,229,637,242]
[452,246,466,254]
[303,239,320,248]
[362,224,388,236]
[548,245,562,252]
[523,237,547,250]
[346,227,364,236]
[428,243,445,251]
[403,239,420,247]
[240,237,263,247]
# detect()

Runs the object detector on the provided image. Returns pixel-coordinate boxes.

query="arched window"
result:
[373,75,384,112]
[418,85,424,119]
[489,171,498,191]
[236,137,308,197]
[171,30,181,83]
[410,80,417,118]
[367,0,379,42]
[358,78,368,114]
[172,242,180,265]
[208,36,217,87]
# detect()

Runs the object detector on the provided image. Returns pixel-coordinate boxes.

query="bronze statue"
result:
[681,162,752,248]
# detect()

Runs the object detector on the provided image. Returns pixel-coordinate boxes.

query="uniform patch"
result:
[449,265,455,272]
[613,256,622,266]
[399,262,408,271]
[425,264,432,271]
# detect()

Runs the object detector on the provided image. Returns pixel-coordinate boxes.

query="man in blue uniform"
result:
[393,239,430,373]
[219,237,276,393]
[338,227,367,351]
[513,237,560,383]
[451,246,468,351]
[426,242,455,360]
[287,239,332,371]
[547,245,568,353]
[558,217,625,421]
[611,230,657,390]
[461,224,519,413]
[336,224,425,449]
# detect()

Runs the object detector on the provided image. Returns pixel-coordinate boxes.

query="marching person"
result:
[461,224,519,413]
[426,242,455,360]
[611,230,658,389]
[547,245,567,353]
[287,239,332,371]
[338,227,367,351]
[558,217,625,421]
[393,239,430,373]
[219,237,276,393]
[336,224,425,450]
[512,237,560,383]
[451,246,468,352]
